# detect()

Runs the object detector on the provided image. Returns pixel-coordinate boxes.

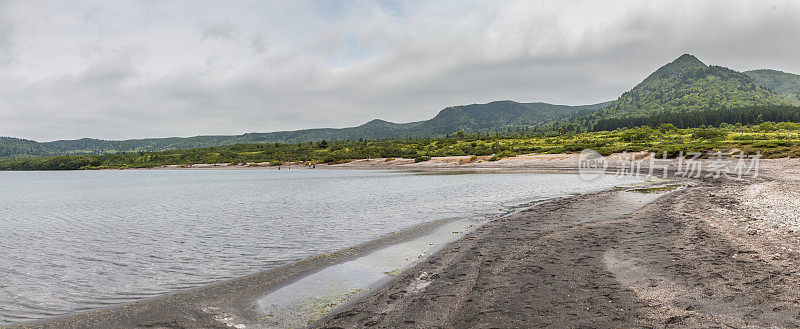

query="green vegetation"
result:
[0,137,50,158]
[414,156,432,163]
[590,105,800,131]
[629,184,683,194]
[384,268,404,276]
[597,54,787,119]
[489,150,516,161]
[259,288,369,326]
[745,69,800,105]
[3,123,800,170]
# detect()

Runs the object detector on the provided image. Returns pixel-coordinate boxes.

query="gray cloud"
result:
[249,33,268,55]
[199,21,236,41]
[0,1,15,67]
[1,0,800,141]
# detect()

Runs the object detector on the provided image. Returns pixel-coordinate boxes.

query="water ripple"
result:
[0,169,639,326]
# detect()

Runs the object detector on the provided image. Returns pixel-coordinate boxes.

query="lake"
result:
[0,169,640,325]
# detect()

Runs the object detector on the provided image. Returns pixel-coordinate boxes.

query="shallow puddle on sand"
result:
[255,218,481,328]
[252,186,663,328]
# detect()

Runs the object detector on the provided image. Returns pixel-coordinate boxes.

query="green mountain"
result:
[0,101,607,158]
[4,54,800,159]
[404,101,608,134]
[597,54,787,119]
[243,101,608,142]
[744,69,800,105]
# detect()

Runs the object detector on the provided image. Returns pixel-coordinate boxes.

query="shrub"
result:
[595,148,612,156]
[776,122,800,131]
[731,134,757,141]
[414,156,431,163]
[619,126,655,142]
[489,150,516,161]
[269,160,284,166]
[657,123,677,133]
[691,129,728,140]
[758,121,778,131]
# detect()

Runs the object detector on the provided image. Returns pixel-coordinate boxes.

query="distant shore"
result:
[151,153,627,171]
[151,152,800,178]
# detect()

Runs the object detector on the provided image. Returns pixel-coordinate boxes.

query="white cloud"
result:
[0,0,799,141]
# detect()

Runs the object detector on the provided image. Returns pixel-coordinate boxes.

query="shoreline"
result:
[11,163,800,327]
[137,152,798,177]
[307,184,678,328]
[15,216,467,329]
[142,153,648,172]
[311,169,800,328]
[15,184,600,329]
[6,151,799,176]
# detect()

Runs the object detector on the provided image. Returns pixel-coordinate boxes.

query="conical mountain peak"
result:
[672,53,705,66]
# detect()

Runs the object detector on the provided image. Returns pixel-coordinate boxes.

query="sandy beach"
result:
[157,152,799,175]
[15,156,800,328]
[311,161,800,328]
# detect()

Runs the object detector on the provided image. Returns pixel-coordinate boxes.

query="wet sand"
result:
[312,173,800,328]
[256,219,482,328]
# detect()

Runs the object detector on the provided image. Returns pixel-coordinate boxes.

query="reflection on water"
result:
[0,169,640,325]
[257,219,479,328]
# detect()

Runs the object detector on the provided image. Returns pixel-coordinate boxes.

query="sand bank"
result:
[17,216,475,329]
[311,169,800,328]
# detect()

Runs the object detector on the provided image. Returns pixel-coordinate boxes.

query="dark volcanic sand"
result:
[312,179,800,328]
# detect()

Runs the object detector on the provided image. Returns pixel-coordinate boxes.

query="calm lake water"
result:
[0,169,640,325]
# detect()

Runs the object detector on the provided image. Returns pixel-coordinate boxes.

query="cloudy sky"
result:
[1,0,799,141]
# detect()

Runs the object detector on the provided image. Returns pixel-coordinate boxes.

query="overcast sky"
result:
[1,0,800,141]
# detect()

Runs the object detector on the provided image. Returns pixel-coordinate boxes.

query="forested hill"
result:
[0,100,607,158]
[744,69,800,105]
[552,54,800,132]
[594,54,787,119]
